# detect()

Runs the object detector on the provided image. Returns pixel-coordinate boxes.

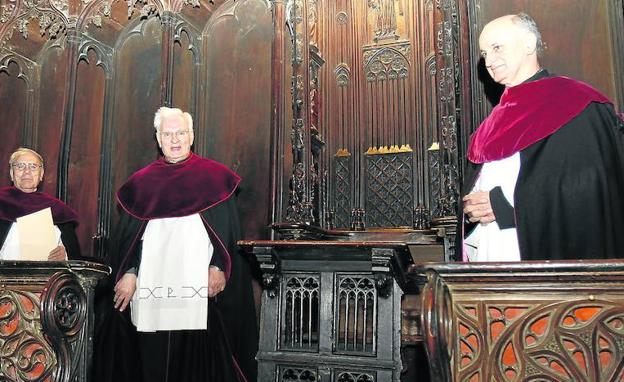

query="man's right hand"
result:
[114,273,137,312]
[463,191,496,224]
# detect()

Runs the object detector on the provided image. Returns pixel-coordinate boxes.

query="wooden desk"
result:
[0,260,109,382]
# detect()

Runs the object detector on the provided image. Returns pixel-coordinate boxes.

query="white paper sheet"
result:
[16,207,56,261]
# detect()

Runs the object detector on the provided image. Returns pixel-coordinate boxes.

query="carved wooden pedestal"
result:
[241,240,419,382]
[0,260,109,382]
[411,261,624,382]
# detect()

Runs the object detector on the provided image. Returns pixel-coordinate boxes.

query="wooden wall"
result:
[0,0,272,259]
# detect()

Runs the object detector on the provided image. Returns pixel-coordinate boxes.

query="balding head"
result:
[479,13,542,87]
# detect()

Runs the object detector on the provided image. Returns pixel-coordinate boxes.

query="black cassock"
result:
[92,154,258,382]
[459,70,624,261]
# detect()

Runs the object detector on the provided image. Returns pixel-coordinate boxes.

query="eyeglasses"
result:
[160,130,190,140]
[11,162,43,171]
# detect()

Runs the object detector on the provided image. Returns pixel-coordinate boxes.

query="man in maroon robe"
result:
[0,147,81,260]
[459,13,624,261]
[93,107,257,382]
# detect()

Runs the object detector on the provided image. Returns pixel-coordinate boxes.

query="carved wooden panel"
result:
[0,261,108,382]
[455,300,624,381]
[416,261,624,382]
[272,0,461,230]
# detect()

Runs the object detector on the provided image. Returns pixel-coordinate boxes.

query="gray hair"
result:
[9,147,43,168]
[512,13,545,56]
[153,106,194,135]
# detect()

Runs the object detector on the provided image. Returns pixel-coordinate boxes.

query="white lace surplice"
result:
[131,213,213,332]
[464,153,521,262]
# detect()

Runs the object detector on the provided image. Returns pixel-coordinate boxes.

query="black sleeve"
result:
[58,222,83,260]
[209,249,225,270]
[489,186,516,229]
[111,208,144,276]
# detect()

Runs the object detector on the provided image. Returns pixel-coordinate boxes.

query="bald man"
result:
[459,13,624,261]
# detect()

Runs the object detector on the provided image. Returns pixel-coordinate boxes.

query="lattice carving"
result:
[335,370,376,382]
[365,151,413,227]
[0,289,56,381]
[453,300,624,381]
[335,275,377,355]
[279,366,319,381]
[282,275,320,351]
[333,154,351,229]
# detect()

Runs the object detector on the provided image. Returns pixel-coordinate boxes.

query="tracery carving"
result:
[454,300,624,381]
[0,290,57,381]
[77,36,113,74]
[0,49,37,85]
[363,42,410,82]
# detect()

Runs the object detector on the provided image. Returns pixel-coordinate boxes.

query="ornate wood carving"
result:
[0,290,57,381]
[0,261,109,382]
[272,0,462,232]
[414,261,624,382]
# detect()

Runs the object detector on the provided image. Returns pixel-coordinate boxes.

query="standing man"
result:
[96,107,258,382]
[460,13,624,261]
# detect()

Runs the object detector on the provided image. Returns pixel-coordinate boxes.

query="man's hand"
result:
[47,245,67,261]
[114,273,137,312]
[208,266,226,298]
[463,191,496,224]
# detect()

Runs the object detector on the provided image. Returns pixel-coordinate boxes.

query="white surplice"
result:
[464,153,521,262]
[131,213,213,332]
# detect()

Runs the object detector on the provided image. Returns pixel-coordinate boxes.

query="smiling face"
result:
[10,152,44,193]
[479,15,540,87]
[157,115,194,163]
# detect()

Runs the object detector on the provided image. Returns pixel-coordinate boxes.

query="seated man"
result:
[0,147,81,260]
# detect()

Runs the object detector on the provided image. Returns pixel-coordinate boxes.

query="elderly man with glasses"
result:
[93,107,258,382]
[0,147,81,260]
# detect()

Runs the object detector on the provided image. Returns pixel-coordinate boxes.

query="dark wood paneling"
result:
[67,49,106,258]
[0,62,27,187]
[171,29,195,113]
[36,41,71,194]
[110,17,163,230]
[203,0,272,239]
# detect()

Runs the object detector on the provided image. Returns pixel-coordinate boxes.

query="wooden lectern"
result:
[410,261,624,382]
[0,260,109,382]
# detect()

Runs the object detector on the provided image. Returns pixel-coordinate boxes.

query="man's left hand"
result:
[463,191,496,224]
[208,266,226,297]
